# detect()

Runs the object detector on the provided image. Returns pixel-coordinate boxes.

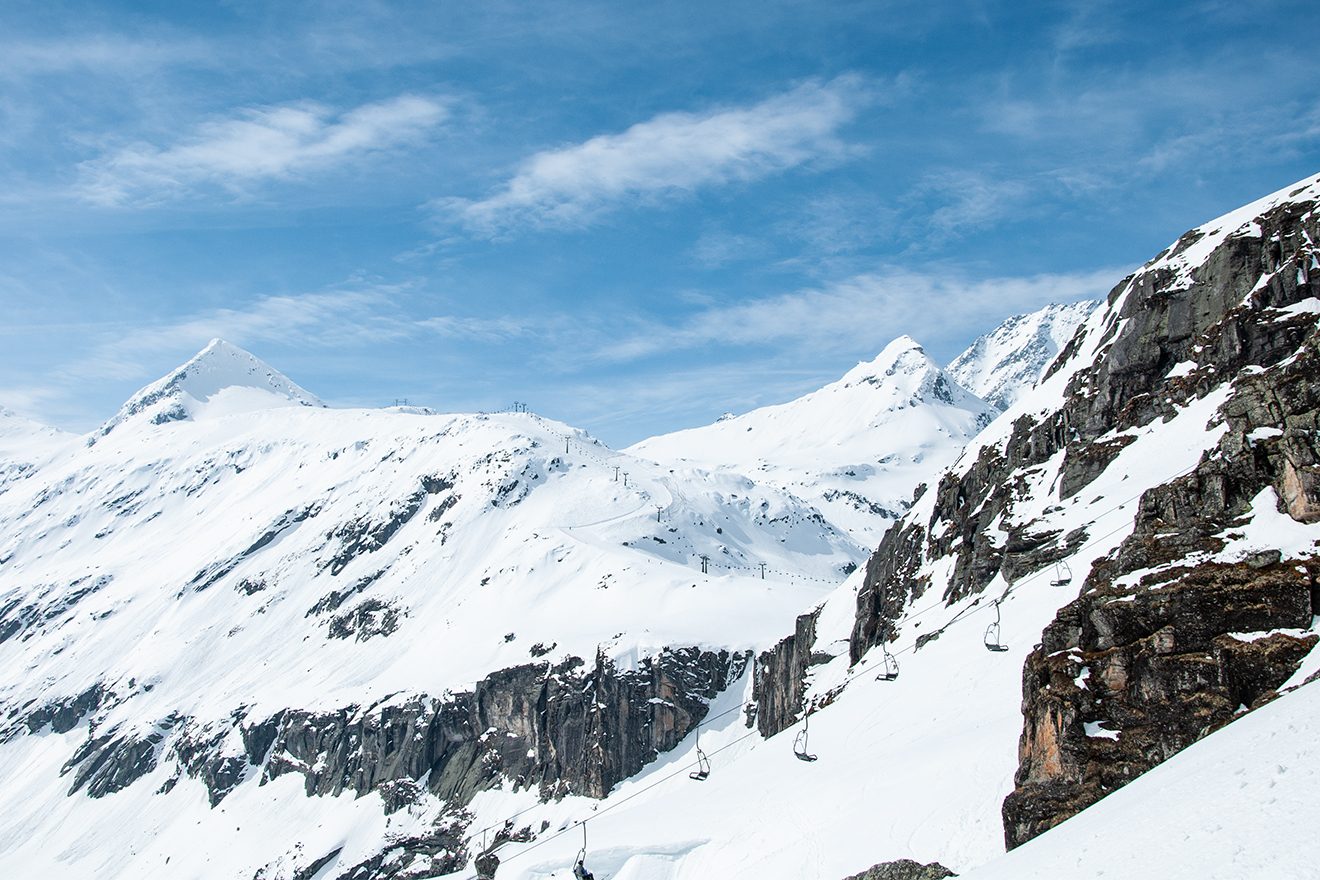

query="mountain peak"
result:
[839,335,931,385]
[94,339,325,441]
[948,300,1096,411]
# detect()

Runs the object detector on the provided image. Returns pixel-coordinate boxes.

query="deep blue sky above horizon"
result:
[2,0,1319,445]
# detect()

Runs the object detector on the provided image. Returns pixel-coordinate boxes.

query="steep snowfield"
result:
[946,300,1095,411]
[961,678,1320,880]
[629,336,995,546]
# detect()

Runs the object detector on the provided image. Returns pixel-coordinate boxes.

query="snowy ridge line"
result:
[841,459,1207,686]
[457,457,1210,875]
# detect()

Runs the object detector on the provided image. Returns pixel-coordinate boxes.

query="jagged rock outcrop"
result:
[32,645,746,822]
[256,647,746,804]
[1002,559,1318,847]
[752,609,826,736]
[842,175,1320,851]
[842,859,956,880]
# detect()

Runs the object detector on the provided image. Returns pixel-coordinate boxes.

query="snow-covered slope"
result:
[426,171,1320,880]
[0,406,75,493]
[629,336,995,546]
[946,300,1095,411]
[93,338,325,440]
[0,341,867,879]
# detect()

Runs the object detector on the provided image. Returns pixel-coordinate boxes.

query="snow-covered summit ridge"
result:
[837,335,961,404]
[95,338,326,440]
[947,301,1096,411]
[630,333,994,545]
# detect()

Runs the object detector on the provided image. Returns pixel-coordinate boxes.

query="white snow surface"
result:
[947,300,1096,411]
[629,336,995,546]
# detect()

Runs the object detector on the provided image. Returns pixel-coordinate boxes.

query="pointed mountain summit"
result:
[629,334,994,544]
[947,300,1096,411]
[95,339,325,440]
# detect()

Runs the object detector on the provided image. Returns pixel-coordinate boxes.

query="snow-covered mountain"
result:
[93,337,326,441]
[0,341,866,879]
[947,300,1095,411]
[1,171,1318,880]
[629,336,996,545]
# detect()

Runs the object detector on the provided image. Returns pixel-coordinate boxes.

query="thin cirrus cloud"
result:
[589,265,1123,363]
[437,75,873,236]
[75,94,450,205]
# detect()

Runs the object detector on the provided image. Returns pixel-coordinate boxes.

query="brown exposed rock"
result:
[1002,559,1319,848]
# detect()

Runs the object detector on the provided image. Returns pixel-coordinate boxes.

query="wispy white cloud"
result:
[588,265,1122,363]
[76,95,450,205]
[0,34,213,79]
[437,75,873,235]
[418,315,531,341]
[920,170,1033,233]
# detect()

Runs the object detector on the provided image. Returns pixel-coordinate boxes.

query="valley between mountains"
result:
[2,172,1320,880]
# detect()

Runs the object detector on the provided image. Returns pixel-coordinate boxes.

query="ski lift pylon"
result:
[1050,559,1073,587]
[983,600,1009,652]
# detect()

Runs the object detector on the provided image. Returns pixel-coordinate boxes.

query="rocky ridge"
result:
[841,172,1320,847]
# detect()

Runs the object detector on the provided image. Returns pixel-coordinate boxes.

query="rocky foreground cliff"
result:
[843,174,1320,849]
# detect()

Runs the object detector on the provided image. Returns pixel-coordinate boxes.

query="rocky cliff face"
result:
[845,174,1320,848]
[16,646,745,878]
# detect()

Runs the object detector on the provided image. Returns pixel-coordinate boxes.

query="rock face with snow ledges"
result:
[839,171,1320,849]
[946,301,1095,412]
[630,335,996,546]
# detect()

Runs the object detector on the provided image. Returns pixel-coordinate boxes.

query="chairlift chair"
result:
[983,601,1009,653]
[793,711,818,762]
[876,647,899,681]
[689,723,711,781]
[690,743,711,781]
[573,822,595,880]
[1050,559,1073,587]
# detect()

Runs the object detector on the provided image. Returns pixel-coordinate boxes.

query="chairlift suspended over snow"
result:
[689,722,711,781]
[983,600,1009,653]
[875,646,899,681]
[573,821,596,880]
[793,709,818,762]
[1050,559,1073,587]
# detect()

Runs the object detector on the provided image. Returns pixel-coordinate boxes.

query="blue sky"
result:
[2,0,1318,445]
